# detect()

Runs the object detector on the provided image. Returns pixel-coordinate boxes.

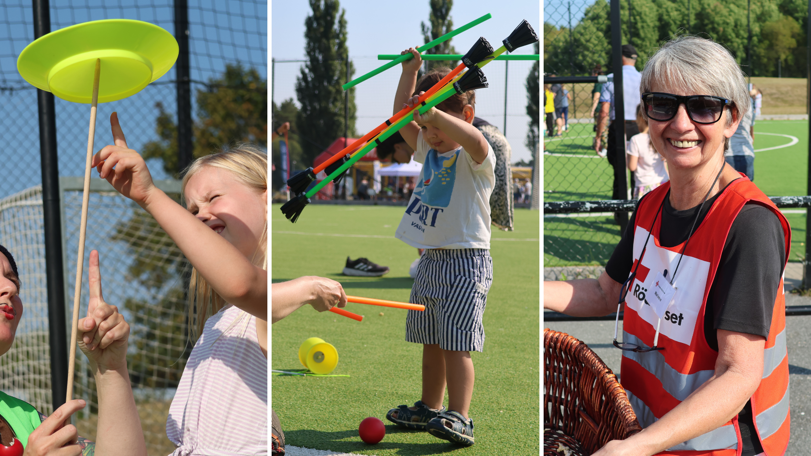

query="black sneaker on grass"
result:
[342,257,390,277]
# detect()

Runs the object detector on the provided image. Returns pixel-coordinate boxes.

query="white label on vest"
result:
[644,271,676,319]
[627,226,710,345]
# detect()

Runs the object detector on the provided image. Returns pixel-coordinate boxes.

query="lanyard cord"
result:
[668,161,727,286]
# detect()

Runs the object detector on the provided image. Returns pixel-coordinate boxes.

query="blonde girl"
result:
[626,103,669,198]
[92,112,267,455]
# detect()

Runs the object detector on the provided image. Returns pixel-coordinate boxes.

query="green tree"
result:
[525,42,539,158]
[757,15,802,76]
[621,0,659,69]
[421,0,459,73]
[545,0,609,76]
[141,63,267,176]
[295,0,357,166]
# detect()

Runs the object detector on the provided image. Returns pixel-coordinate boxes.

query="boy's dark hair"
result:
[375,131,405,161]
[414,68,476,115]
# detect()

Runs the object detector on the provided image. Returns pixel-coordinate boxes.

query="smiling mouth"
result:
[211,226,224,234]
[669,139,701,148]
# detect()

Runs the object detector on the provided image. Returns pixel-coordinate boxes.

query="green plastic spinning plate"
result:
[17,19,178,104]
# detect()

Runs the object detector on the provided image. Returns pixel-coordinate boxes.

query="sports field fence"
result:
[0,0,266,453]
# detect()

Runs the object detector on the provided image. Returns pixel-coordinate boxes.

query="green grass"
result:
[544,120,810,266]
[271,204,540,455]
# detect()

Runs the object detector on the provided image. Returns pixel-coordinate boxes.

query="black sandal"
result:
[427,411,475,446]
[385,400,445,430]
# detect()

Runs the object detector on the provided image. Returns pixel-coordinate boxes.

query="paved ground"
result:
[544,262,811,454]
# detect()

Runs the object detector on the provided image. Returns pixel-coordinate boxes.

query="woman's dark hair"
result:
[375,131,405,161]
[0,245,18,283]
[414,68,476,115]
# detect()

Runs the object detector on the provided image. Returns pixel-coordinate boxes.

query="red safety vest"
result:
[620,178,790,456]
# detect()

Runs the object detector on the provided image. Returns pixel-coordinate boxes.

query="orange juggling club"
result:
[329,306,363,321]
[347,296,425,311]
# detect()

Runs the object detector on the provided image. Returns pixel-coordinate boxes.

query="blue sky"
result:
[270,0,541,163]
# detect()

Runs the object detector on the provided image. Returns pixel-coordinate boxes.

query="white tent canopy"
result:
[377,159,422,177]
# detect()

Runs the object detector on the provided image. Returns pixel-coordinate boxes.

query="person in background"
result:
[725,89,756,181]
[589,65,607,155]
[544,84,556,139]
[626,103,668,198]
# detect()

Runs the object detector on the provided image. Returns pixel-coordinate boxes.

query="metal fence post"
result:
[32,0,69,411]
[175,0,192,174]
[504,60,509,135]
[610,0,628,231]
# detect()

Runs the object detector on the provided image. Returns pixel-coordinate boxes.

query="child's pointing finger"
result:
[110,112,129,149]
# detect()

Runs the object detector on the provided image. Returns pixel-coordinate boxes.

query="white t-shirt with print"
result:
[395,131,496,249]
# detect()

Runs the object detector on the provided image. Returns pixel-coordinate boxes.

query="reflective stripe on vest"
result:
[627,389,738,451]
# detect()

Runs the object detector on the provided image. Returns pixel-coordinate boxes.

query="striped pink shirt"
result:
[167,305,267,455]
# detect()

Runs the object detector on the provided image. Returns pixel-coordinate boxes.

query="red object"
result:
[0,438,23,456]
[358,417,385,444]
[329,307,363,322]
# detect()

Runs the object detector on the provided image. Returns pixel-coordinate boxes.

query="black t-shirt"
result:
[605,182,786,456]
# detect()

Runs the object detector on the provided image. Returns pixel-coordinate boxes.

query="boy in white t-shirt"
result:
[385,48,495,447]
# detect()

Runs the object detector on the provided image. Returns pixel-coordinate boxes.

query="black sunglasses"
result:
[642,92,732,125]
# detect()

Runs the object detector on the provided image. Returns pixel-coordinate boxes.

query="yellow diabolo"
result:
[17,19,178,402]
[298,337,339,375]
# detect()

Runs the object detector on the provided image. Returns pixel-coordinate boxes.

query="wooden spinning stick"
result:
[65,59,100,402]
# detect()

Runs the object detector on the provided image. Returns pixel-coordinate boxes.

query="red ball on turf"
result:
[358,417,385,444]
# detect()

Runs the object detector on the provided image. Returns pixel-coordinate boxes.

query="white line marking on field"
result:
[285,446,372,456]
[545,212,615,218]
[545,209,808,218]
[754,132,799,152]
[544,135,592,142]
[543,131,800,159]
[273,231,538,241]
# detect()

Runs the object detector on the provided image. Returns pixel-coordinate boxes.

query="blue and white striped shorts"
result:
[406,249,493,352]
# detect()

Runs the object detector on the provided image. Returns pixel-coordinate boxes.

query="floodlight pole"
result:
[32,0,69,412]
[610,0,628,231]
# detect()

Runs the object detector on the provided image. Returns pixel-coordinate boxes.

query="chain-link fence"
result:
[0,0,265,453]
[544,0,621,275]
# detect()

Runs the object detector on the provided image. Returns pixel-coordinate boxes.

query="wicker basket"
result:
[544,328,641,456]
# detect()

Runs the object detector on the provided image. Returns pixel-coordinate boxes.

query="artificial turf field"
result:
[271,204,540,455]
[544,119,809,267]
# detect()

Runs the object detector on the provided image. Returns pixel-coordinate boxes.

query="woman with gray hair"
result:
[545,36,790,456]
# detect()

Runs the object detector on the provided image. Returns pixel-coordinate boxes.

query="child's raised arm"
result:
[77,250,146,456]
[393,48,422,151]
[92,113,267,321]
[411,105,490,164]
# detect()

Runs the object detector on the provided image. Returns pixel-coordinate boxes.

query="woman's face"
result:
[0,253,22,356]
[647,84,740,172]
